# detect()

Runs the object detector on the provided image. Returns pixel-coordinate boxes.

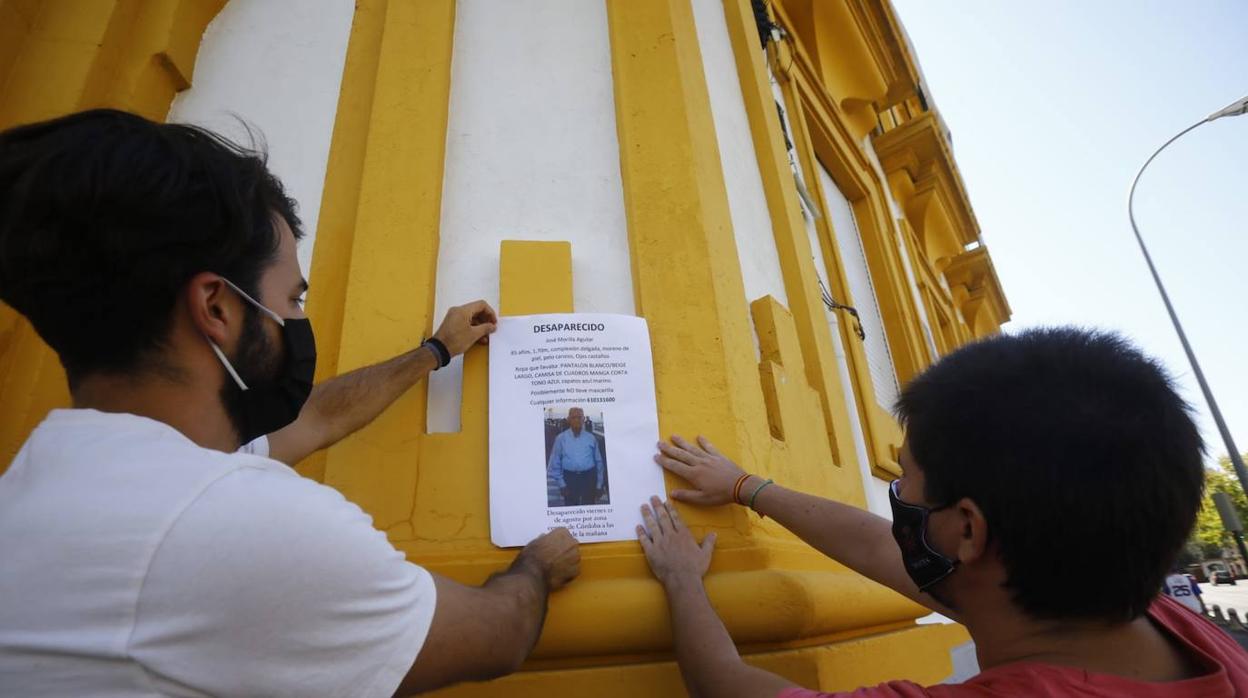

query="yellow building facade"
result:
[0,0,1009,694]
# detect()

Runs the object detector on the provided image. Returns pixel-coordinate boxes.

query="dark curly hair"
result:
[0,109,301,387]
[896,327,1205,622]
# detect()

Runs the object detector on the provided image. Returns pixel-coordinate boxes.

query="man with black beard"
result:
[0,109,579,696]
[223,271,489,469]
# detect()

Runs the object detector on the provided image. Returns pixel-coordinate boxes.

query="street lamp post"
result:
[1127,95,1248,501]
[1212,492,1248,582]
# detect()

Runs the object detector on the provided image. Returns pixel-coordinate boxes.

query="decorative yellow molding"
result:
[319,0,457,526]
[873,112,978,246]
[898,219,963,357]
[294,0,389,482]
[774,0,888,138]
[766,12,913,479]
[951,250,1012,340]
[944,247,1011,338]
[430,621,967,697]
[720,0,861,474]
[871,93,1011,343]
[606,0,771,524]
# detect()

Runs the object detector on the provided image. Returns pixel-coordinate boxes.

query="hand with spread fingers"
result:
[653,435,746,506]
[637,496,717,587]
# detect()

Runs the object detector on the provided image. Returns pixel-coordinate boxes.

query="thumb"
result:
[673,489,717,506]
[701,531,717,554]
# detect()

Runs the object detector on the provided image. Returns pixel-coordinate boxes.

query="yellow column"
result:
[719,0,862,476]
[317,0,457,526]
[606,0,770,529]
[296,0,388,482]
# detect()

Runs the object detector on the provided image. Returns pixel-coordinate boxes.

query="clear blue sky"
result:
[891,0,1248,467]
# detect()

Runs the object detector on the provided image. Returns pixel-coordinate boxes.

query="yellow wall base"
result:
[431,622,970,697]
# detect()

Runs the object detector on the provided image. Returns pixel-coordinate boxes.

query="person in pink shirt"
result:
[638,328,1248,697]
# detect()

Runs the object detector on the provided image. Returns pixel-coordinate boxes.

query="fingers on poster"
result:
[489,314,664,547]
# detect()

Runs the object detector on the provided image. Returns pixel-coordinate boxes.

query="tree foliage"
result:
[1191,454,1248,558]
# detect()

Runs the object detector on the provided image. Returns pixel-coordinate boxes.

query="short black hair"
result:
[896,327,1204,623]
[0,109,301,387]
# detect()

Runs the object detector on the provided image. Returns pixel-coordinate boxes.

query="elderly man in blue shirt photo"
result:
[548,407,606,506]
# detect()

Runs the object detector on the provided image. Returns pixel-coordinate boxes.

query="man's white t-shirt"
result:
[1162,573,1203,614]
[0,409,436,696]
[237,434,270,457]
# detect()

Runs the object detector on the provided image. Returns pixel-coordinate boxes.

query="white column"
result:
[167,0,354,279]
[691,0,788,353]
[428,0,633,433]
[817,164,900,413]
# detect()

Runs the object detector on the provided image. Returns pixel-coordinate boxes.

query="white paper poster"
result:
[488,313,665,547]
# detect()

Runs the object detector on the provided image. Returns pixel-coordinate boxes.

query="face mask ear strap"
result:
[915,560,959,592]
[208,339,249,391]
[219,277,285,326]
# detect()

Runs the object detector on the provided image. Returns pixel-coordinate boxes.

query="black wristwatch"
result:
[422,337,451,369]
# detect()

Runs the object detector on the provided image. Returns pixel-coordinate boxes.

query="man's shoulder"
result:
[147,462,409,597]
[4,409,288,520]
[18,408,283,477]
[131,462,435,698]
[175,461,367,537]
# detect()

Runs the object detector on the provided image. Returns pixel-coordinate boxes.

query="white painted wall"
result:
[769,74,820,224]
[692,16,889,513]
[864,464,893,516]
[166,0,354,279]
[821,228,891,516]
[691,0,788,342]
[817,164,900,414]
[428,0,633,433]
[768,70,891,513]
[816,167,901,514]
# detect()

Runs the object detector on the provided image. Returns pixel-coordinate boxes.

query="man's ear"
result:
[185,272,240,346]
[954,497,990,564]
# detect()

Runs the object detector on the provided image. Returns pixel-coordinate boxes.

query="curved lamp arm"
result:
[1126,95,1248,499]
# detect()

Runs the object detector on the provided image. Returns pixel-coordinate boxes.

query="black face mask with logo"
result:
[208,278,316,445]
[889,479,960,592]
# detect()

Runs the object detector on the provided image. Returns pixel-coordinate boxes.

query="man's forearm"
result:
[663,575,794,698]
[267,345,439,464]
[747,478,957,619]
[307,345,438,441]
[481,554,550,672]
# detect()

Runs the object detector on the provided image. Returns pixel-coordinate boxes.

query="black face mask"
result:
[208,278,316,445]
[889,479,960,592]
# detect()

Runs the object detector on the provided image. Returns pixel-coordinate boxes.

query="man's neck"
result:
[73,372,239,453]
[571,427,582,436]
[964,604,1198,682]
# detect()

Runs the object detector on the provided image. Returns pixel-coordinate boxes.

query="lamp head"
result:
[1207,95,1248,122]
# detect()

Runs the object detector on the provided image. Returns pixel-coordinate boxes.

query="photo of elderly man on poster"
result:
[544,406,609,507]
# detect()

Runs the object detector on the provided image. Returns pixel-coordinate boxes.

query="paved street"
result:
[1194,582,1248,651]
[1198,581,1248,621]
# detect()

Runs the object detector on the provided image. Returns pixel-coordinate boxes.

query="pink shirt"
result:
[779,597,1248,697]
